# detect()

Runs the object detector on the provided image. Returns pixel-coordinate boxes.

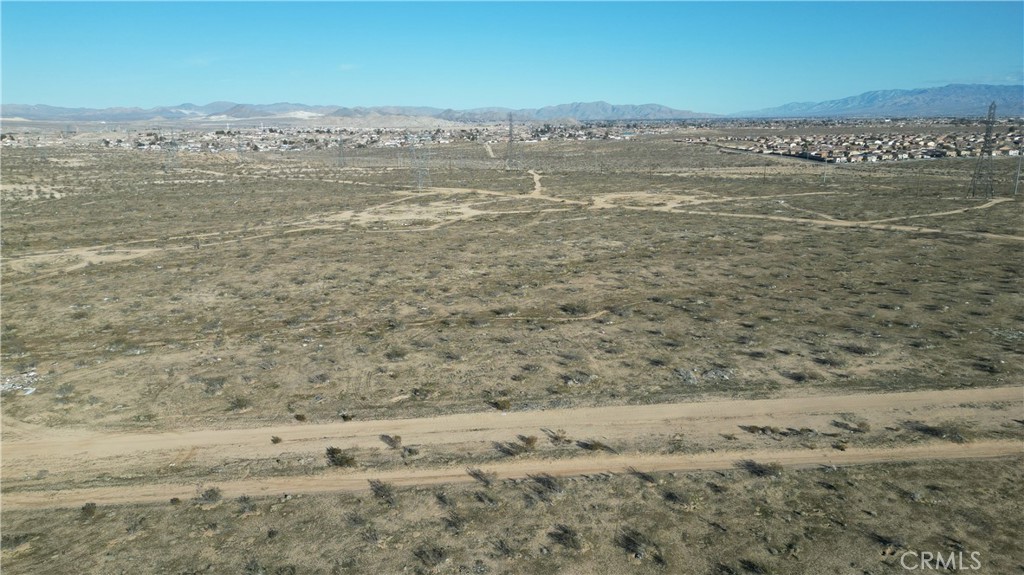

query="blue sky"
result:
[2,2,1022,114]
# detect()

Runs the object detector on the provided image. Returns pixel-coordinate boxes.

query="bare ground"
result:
[3,385,1020,509]
[2,142,1023,573]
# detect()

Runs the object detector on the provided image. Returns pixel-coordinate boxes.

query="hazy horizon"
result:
[2,82,1022,115]
[2,2,1022,115]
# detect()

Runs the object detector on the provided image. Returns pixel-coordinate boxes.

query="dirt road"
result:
[4,440,1018,510]
[3,386,1020,509]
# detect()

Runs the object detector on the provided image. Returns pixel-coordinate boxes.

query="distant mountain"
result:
[529,102,714,121]
[0,103,238,122]
[5,85,1021,123]
[0,101,714,123]
[437,102,715,122]
[442,102,714,122]
[212,102,342,119]
[328,106,447,118]
[173,102,236,115]
[734,84,1024,118]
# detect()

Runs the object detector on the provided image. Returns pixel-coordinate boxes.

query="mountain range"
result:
[0,101,715,124]
[2,84,1020,123]
[733,84,1023,118]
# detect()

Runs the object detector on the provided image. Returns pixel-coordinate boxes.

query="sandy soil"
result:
[3,385,1019,510]
[5,441,1018,510]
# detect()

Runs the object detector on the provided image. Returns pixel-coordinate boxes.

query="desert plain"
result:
[1,124,1022,574]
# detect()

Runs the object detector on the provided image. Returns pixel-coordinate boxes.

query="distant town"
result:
[2,117,1020,164]
[707,127,1022,163]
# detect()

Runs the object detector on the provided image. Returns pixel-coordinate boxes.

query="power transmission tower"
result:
[968,101,996,198]
[237,133,248,164]
[163,139,179,172]
[1013,145,1022,197]
[416,147,432,190]
[408,137,431,190]
[337,137,347,168]
[505,113,519,171]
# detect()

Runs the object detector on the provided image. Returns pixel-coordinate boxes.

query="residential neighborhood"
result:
[2,118,1020,166]
[0,122,648,154]
[709,127,1022,163]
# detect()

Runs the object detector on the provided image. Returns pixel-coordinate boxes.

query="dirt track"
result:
[4,440,1019,510]
[3,386,1020,509]
[5,182,1022,286]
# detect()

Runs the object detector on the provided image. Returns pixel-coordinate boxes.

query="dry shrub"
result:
[326,447,356,467]
[368,479,396,506]
[547,524,582,550]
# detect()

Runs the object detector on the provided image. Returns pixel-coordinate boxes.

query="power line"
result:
[505,113,519,171]
[408,136,431,190]
[968,101,996,198]
[163,138,179,172]
[1013,145,1022,197]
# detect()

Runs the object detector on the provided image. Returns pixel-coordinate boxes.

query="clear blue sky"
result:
[2,2,1022,114]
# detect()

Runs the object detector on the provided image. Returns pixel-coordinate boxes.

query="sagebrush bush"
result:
[326,447,356,467]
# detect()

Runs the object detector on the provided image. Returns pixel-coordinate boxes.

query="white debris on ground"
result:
[1,371,40,395]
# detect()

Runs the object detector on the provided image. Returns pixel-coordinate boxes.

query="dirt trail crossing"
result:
[2,386,1020,509]
[675,208,1024,242]
[528,170,545,195]
[6,183,1020,286]
[862,197,1013,224]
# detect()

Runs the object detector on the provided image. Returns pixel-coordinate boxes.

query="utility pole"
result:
[408,135,431,190]
[163,138,179,172]
[1014,147,1022,196]
[505,113,518,171]
[968,102,996,198]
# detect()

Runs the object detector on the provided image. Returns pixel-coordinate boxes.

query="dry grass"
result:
[3,142,1020,432]
[2,133,1022,574]
[2,457,1020,574]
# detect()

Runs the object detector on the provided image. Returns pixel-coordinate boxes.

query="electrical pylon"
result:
[408,137,431,190]
[968,102,996,198]
[505,113,519,171]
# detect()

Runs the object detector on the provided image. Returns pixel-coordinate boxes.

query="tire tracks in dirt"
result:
[3,386,1020,509]
[3,441,1019,510]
